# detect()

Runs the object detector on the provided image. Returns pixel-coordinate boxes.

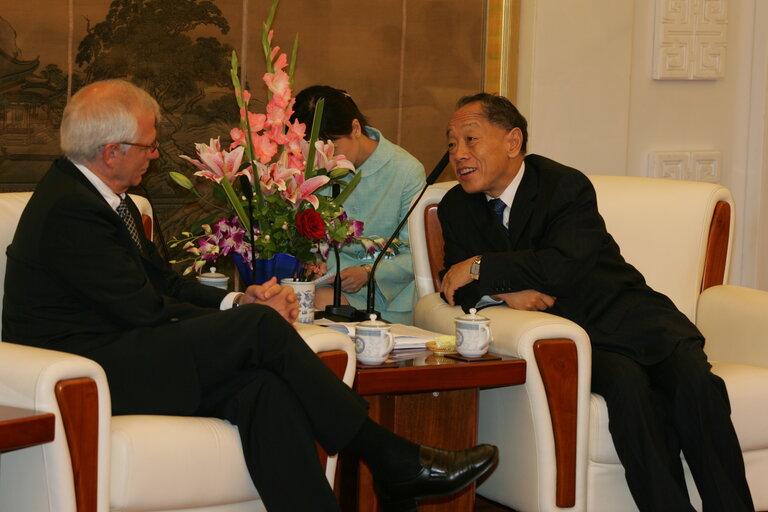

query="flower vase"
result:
[233,252,303,287]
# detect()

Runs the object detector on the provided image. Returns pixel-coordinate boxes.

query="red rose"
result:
[296,208,326,240]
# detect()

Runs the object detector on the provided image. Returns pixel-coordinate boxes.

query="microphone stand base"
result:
[320,304,359,322]
[353,308,383,322]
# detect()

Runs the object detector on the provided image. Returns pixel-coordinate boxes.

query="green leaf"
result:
[289,33,299,84]
[333,170,362,206]
[305,98,325,177]
[230,51,244,108]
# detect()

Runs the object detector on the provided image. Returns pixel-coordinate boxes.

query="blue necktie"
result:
[488,198,507,231]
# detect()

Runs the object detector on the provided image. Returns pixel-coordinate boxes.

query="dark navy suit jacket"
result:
[438,154,703,364]
[3,158,228,414]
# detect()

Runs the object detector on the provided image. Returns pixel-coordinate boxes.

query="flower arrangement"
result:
[169,0,362,282]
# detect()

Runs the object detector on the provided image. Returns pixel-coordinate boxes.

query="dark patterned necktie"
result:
[117,197,143,250]
[488,198,507,231]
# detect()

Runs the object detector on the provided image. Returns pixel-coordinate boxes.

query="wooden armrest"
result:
[534,339,578,507]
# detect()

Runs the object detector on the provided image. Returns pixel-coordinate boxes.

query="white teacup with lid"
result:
[455,308,492,357]
[354,314,395,365]
[197,267,229,290]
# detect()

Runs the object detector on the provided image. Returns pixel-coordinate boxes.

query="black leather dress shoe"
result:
[374,444,499,512]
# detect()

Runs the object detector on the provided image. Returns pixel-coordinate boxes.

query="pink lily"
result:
[180,138,247,184]
[312,140,354,172]
[282,174,330,209]
[264,161,300,194]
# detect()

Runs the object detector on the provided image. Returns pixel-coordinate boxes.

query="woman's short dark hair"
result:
[456,93,528,153]
[292,85,369,140]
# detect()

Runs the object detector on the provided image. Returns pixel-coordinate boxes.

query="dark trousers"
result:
[591,340,753,512]
[61,305,368,512]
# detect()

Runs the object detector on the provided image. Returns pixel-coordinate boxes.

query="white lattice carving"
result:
[647,150,721,182]
[653,0,728,80]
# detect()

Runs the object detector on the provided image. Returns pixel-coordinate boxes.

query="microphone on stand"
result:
[352,151,450,321]
[239,174,257,284]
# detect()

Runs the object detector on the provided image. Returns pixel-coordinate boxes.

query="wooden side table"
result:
[339,352,526,512]
[0,405,55,453]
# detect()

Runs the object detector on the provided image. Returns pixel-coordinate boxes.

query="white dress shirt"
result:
[475,162,526,308]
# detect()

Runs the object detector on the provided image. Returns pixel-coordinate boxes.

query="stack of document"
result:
[390,324,438,350]
[314,319,439,350]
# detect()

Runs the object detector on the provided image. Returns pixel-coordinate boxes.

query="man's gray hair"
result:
[60,79,161,164]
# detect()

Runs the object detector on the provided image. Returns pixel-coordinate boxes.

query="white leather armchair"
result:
[0,192,356,512]
[408,177,768,512]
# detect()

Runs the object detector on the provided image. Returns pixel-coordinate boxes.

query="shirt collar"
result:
[73,161,124,211]
[485,160,525,207]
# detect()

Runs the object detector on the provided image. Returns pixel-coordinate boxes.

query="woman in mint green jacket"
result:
[293,86,425,324]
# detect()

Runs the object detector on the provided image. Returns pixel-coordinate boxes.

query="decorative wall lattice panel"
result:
[653,0,728,80]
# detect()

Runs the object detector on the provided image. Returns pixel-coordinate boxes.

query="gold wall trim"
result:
[484,0,520,101]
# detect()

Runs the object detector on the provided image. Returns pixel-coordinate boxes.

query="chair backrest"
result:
[0,192,153,332]
[408,176,734,323]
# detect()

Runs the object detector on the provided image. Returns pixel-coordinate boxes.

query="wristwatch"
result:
[469,256,482,280]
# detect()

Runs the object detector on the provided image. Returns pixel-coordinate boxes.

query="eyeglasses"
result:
[120,140,160,152]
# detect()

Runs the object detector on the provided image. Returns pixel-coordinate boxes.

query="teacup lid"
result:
[455,308,488,322]
[357,313,389,328]
[198,267,228,280]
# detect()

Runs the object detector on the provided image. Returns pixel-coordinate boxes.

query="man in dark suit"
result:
[438,93,753,512]
[2,79,498,512]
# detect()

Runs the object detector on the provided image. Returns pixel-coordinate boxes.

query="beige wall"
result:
[515,0,768,290]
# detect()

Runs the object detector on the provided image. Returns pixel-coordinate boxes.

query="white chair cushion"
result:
[589,176,733,323]
[587,394,618,464]
[711,362,768,451]
[588,361,768,466]
[110,415,258,512]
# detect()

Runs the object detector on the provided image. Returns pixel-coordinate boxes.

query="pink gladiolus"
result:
[264,54,291,108]
[230,128,247,150]
[180,138,247,184]
[285,120,306,154]
[251,133,279,164]
[287,154,304,171]
[243,110,267,133]
[266,102,289,129]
